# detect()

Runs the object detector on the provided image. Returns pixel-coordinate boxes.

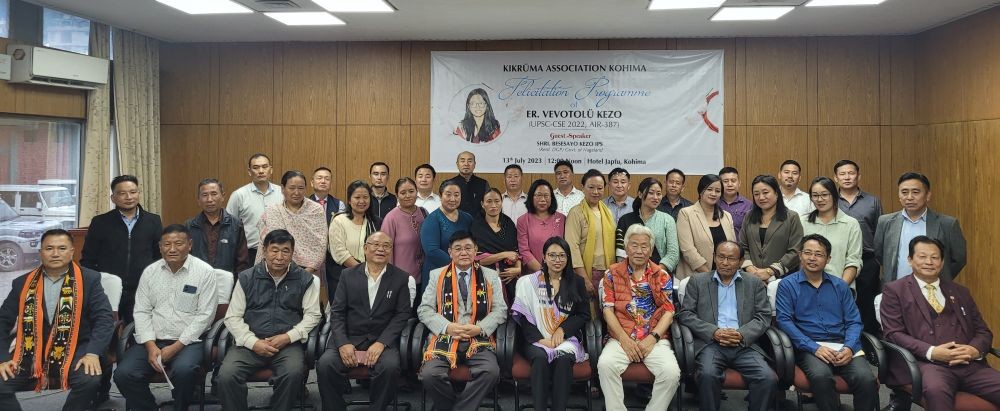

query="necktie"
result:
[925,284,944,314]
[459,271,469,301]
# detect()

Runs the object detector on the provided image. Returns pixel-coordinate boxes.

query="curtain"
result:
[112,28,162,213]
[78,22,111,227]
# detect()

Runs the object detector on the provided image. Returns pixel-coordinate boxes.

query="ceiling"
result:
[29,0,1000,43]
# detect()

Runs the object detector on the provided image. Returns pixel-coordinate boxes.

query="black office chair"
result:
[408,321,504,411]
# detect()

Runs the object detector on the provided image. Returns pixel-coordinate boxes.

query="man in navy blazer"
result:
[881,235,1000,410]
[874,172,966,284]
[316,231,411,411]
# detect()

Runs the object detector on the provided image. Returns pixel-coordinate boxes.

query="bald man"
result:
[446,151,490,216]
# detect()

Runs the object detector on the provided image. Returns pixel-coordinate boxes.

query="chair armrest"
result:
[117,322,136,360]
[677,323,695,378]
[763,327,788,386]
[991,347,1000,359]
[881,340,922,404]
[409,323,428,372]
[305,317,322,367]
[317,318,332,356]
[496,321,515,380]
[203,319,226,367]
[771,327,796,388]
[585,321,601,375]
[217,326,233,364]
[398,318,417,372]
[670,322,684,368]
[861,332,886,379]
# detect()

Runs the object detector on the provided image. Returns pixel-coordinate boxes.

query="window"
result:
[0,0,8,38]
[42,8,89,55]
[0,116,83,275]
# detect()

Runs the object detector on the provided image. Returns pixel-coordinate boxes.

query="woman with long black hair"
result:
[327,180,379,303]
[453,88,502,143]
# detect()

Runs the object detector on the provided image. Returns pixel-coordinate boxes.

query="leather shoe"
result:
[881,393,912,411]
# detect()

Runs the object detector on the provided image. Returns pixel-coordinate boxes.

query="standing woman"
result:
[511,236,590,411]
[565,169,617,294]
[739,175,804,309]
[257,170,328,274]
[676,174,736,280]
[328,180,379,303]
[470,188,522,304]
[382,177,426,283]
[516,179,566,274]
[801,176,863,285]
[420,180,473,288]
[615,177,680,275]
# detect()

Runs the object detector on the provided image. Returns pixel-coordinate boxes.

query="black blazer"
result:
[0,266,115,362]
[80,205,162,292]
[327,263,411,350]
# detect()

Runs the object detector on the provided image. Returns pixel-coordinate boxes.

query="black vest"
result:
[237,263,314,339]
[187,210,243,273]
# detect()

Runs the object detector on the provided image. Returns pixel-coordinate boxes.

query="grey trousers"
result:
[216,343,306,411]
[418,344,500,411]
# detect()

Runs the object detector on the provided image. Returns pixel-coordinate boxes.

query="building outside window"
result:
[42,7,89,55]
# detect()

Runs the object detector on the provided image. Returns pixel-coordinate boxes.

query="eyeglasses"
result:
[450,245,476,253]
[800,250,827,258]
[469,102,487,108]
[545,253,567,261]
[627,243,651,252]
[811,193,832,200]
[715,256,740,263]
[365,242,393,250]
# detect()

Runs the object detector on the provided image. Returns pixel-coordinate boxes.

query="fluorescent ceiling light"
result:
[265,12,346,25]
[805,0,886,6]
[155,0,252,14]
[312,0,395,12]
[648,0,725,10]
[711,6,794,21]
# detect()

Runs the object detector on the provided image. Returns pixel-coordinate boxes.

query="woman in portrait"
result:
[453,88,502,144]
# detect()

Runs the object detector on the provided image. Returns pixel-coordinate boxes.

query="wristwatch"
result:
[650,331,662,342]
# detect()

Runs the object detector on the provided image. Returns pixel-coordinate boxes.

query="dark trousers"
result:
[0,354,101,411]
[919,360,1000,411]
[797,350,878,411]
[523,344,574,411]
[113,340,204,411]
[696,343,777,411]
[217,343,306,411]
[856,254,881,335]
[418,342,500,411]
[316,346,401,411]
[248,248,258,266]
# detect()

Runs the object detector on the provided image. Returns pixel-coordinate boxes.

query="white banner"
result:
[429,50,724,174]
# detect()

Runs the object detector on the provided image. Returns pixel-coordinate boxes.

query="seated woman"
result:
[511,236,590,411]
[470,188,521,304]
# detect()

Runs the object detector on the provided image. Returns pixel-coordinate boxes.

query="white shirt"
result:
[784,188,815,219]
[365,264,388,309]
[133,256,219,345]
[914,276,947,361]
[555,187,585,215]
[416,192,441,214]
[501,191,528,222]
[226,182,283,249]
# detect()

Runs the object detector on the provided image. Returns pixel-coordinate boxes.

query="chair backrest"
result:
[874,293,883,324]
[100,272,123,313]
[676,276,689,306]
[214,269,235,320]
[407,276,416,307]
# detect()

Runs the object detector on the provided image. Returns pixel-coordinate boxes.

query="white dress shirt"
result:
[133,256,219,345]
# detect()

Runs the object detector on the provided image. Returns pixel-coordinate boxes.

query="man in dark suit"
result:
[316,231,411,411]
[677,241,777,411]
[0,229,114,410]
[874,172,966,284]
[309,166,344,302]
[880,235,1000,411]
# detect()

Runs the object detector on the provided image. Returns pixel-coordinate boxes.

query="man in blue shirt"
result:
[776,234,877,411]
[676,241,776,411]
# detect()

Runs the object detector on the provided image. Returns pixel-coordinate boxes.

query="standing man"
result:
[414,164,442,213]
[186,178,250,276]
[880,236,1000,411]
[776,234,877,411]
[778,160,814,218]
[605,167,634,224]
[447,151,490,216]
[370,162,397,221]
[226,153,283,264]
[832,160,884,335]
[501,164,528,222]
[676,241,777,411]
[875,172,966,283]
[718,167,752,238]
[81,174,162,323]
[554,160,584,215]
[657,168,693,221]
[316,232,411,411]
[310,166,346,221]
[217,229,322,411]
[0,229,114,411]
[417,231,507,411]
[114,224,218,411]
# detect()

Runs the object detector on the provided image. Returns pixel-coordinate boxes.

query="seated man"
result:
[0,229,114,411]
[776,233,877,411]
[881,235,1000,411]
[114,224,219,411]
[676,241,777,411]
[217,229,322,411]
[317,232,412,411]
[417,231,507,411]
[597,224,681,411]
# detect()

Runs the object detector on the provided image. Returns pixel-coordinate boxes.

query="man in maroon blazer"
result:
[880,235,1000,411]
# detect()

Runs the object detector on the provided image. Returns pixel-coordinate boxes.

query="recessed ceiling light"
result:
[265,12,346,26]
[155,0,252,15]
[711,6,794,21]
[648,0,725,10]
[805,0,886,6]
[312,0,395,13]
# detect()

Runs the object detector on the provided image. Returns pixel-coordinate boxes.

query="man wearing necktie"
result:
[417,231,507,411]
[880,235,1000,411]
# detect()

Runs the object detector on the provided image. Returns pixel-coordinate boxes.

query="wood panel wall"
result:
[0,38,88,119]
